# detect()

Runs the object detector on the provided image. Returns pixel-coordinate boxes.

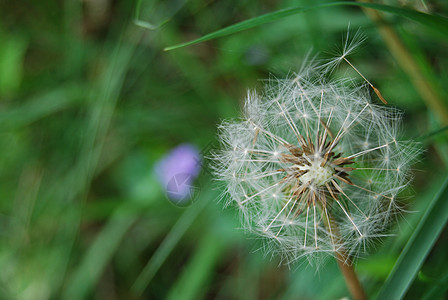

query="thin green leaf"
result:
[0,84,85,130]
[415,125,448,141]
[377,174,448,299]
[62,206,137,300]
[134,0,188,30]
[164,2,448,51]
[421,271,448,300]
[166,232,227,300]
[131,188,211,296]
[62,174,161,300]
[133,0,157,30]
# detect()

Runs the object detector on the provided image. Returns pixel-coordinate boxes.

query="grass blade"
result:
[131,188,211,296]
[62,206,137,300]
[421,271,448,300]
[377,174,448,299]
[415,125,448,142]
[133,0,188,30]
[166,231,227,300]
[164,2,448,51]
[62,174,161,299]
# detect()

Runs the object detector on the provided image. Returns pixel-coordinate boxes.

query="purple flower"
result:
[155,144,201,204]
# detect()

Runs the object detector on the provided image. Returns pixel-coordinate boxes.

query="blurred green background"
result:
[0,0,447,299]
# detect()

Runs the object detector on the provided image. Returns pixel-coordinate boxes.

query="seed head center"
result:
[298,157,334,186]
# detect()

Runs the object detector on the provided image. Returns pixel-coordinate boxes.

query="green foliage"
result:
[0,32,27,96]
[378,175,448,299]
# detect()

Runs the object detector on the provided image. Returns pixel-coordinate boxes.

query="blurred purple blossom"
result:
[155,144,201,204]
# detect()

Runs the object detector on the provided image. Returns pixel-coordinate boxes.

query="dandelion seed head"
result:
[212,52,420,265]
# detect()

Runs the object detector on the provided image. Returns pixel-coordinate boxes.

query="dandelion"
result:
[212,40,419,299]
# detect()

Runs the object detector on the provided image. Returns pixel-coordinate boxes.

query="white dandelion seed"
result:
[212,53,419,266]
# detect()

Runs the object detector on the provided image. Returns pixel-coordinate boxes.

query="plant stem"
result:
[335,250,368,300]
[325,210,368,300]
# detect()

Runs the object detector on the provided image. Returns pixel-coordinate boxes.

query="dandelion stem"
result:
[325,212,368,300]
[335,251,368,300]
